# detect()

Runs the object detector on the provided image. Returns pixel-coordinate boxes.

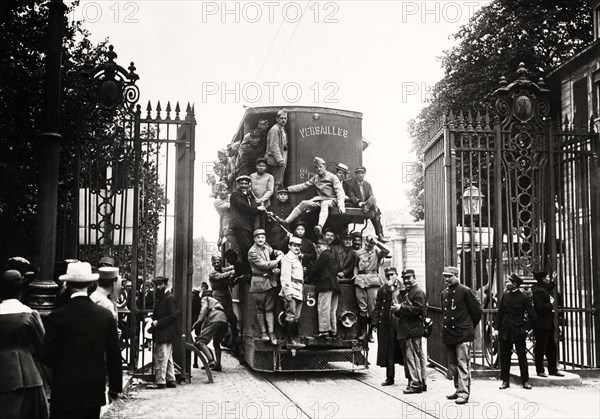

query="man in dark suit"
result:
[230,175,265,274]
[493,273,537,390]
[532,270,564,378]
[331,233,357,283]
[346,166,388,243]
[148,276,178,389]
[43,262,122,419]
[309,238,340,338]
[393,269,427,394]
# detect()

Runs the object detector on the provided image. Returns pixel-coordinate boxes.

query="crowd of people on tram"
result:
[192,108,566,404]
[0,108,565,417]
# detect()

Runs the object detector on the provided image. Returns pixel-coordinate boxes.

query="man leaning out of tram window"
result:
[309,238,340,338]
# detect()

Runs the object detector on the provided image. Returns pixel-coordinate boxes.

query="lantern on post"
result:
[462,185,484,216]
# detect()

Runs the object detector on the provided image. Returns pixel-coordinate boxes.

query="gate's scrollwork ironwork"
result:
[424,63,599,372]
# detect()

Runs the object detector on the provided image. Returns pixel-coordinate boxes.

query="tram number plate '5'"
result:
[306,292,316,307]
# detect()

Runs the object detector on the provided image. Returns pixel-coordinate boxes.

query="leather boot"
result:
[373,216,389,243]
[265,311,278,345]
[357,316,368,341]
[367,321,374,343]
[256,313,269,340]
[290,322,305,347]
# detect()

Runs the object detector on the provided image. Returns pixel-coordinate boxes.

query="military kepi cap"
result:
[289,237,302,245]
[442,266,459,276]
[401,269,416,278]
[508,273,523,286]
[384,267,398,275]
[253,229,266,237]
[314,156,326,166]
[236,175,251,183]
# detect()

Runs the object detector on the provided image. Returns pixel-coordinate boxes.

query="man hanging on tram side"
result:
[247,229,284,344]
[279,236,306,347]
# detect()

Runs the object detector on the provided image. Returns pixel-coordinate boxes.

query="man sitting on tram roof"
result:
[346,166,388,243]
[284,157,346,237]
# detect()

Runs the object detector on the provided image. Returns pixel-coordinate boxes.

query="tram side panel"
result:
[286,110,363,207]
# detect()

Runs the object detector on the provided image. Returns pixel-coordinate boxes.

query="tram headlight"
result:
[340,311,357,328]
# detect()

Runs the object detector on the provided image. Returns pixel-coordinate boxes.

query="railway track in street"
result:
[255,369,439,419]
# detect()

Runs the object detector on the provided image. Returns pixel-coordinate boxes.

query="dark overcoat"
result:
[308,249,339,293]
[152,290,178,343]
[494,290,537,341]
[395,284,427,339]
[229,188,259,233]
[43,296,122,410]
[373,283,404,367]
[441,283,482,345]
[531,283,554,330]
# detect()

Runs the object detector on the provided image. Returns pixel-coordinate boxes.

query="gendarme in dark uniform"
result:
[441,266,482,404]
[494,273,537,390]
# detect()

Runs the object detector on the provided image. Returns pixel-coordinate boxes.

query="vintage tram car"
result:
[227,106,375,372]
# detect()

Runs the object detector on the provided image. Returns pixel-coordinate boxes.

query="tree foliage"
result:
[407,0,594,221]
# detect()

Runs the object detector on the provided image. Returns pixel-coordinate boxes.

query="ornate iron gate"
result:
[423,64,599,371]
[74,46,195,376]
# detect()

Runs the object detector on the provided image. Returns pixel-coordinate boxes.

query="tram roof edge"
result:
[242,106,363,119]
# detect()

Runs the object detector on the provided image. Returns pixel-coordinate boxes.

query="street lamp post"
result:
[28,0,67,314]
[462,185,484,291]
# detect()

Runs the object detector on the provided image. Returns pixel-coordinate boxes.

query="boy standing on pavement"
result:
[441,266,482,404]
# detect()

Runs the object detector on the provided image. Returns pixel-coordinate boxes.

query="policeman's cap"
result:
[442,266,459,277]
[384,267,398,276]
[152,276,169,284]
[236,175,251,183]
[401,269,416,278]
[250,129,261,137]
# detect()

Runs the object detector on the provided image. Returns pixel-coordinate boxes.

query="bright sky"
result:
[75,0,492,240]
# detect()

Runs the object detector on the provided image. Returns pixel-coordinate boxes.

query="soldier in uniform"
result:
[493,273,537,390]
[373,267,406,387]
[208,255,238,345]
[265,109,288,187]
[285,157,346,237]
[280,221,317,273]
[531,270,564,378]
[279,236,305,347]
[346,166,388,243]
[355,236,390,342]
[394,269,428,394]
[247,229,283,344]
[441,266,482,404]
[331,233,356,283]
[237,120,269,177]
[266,186,293,251]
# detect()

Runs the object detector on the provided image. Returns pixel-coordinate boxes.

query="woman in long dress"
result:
[0,269,49,419]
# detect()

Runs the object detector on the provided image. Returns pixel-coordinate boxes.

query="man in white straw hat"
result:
[43,262,122,419]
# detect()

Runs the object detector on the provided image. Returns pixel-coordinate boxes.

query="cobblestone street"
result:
[104,343,600,419]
